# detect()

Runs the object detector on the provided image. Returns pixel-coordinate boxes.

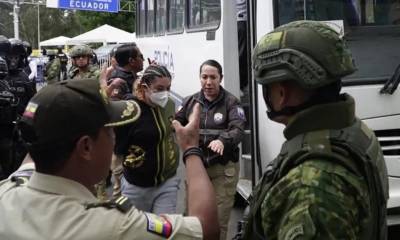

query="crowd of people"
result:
[0,19,389,240]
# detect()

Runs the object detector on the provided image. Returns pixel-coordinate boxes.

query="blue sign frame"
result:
[58,0,119,13]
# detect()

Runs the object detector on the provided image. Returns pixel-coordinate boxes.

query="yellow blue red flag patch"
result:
[145,213,172,238]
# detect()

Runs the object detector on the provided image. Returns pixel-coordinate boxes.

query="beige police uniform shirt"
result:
[0,170,202,240]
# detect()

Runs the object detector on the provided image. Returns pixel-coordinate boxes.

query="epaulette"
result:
[84,196,132,213]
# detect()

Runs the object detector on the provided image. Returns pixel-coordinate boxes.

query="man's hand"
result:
[208,139,224,155]
[172,103,201,151]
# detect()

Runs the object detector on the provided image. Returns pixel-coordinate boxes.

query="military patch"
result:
[145,213,173,238]
[284,224,304,240]
[237,106,245,120]
[124,145,145,168]
[214,112,224,124]
[23,102,38,119]
[258,31,283,52]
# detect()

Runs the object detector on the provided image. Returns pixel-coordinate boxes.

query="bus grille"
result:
[374,129,400,156]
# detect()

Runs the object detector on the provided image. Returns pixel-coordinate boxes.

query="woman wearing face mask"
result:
[175,59,246,240]
[114,65,180,214]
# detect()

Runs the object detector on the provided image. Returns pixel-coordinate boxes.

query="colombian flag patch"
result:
[23,102,38,119]
[145,213,172,238]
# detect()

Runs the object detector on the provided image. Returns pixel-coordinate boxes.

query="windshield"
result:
[276,0,400,85]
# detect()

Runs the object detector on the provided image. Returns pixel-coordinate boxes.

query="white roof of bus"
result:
[67,24,136,44]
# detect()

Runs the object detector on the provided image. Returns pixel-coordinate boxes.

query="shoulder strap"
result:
[84,195,132,213]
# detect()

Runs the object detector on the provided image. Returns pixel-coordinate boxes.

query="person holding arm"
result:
[113,65,180,214]
[175,59,246,240]
[0,77,219,239]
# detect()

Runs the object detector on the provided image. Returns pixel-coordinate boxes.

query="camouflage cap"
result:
[69,44,93,58]
[253,20,356,89]
[46,49,57,56]
[19,78,141,146]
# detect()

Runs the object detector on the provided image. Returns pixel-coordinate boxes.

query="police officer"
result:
[68,44,100,80]
[4,38,36,116]
[0,77,219,239]
[243,20,388,239]
[0,56,17,180]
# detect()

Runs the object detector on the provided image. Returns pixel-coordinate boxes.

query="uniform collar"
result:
[27,172,96,202]
[284,93,356,140]
[198,86,225,106]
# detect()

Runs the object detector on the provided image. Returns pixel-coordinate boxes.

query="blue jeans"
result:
[121,174,180,214]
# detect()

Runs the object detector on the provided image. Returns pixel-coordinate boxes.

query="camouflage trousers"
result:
[94,154,123,201]
[206,161,240,240]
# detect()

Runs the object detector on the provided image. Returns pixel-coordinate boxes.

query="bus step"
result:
[237,179,252,202]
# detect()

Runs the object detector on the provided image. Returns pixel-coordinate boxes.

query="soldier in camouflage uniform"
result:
[243,20,389,240]
[44,50,61,84]
[67,44,100,80]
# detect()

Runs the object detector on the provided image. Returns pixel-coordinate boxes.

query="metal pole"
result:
[37,3,40,51]
[13,0,20,39]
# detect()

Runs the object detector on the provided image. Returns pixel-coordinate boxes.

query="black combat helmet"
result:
[0,56,8,79]
[0,36,11,58]
[22,41,32,57]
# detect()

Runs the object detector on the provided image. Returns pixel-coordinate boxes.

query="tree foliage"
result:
[0,3,84,48]
[77,9,136,33]
[0,1,136,49]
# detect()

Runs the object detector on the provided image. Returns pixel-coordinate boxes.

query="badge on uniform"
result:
[237,107,245,120]
[23,102,38,119]
[145,213,173,238]
[214,112,224,124]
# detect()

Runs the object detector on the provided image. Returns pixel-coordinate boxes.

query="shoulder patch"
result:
[145,213,173,238]
[284,224,304,240]
[84,196,132,213]
[237,106,246,120]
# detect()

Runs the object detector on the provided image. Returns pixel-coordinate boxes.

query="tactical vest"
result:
[244,119,388,240]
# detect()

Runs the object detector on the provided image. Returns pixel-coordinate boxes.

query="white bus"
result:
[134,0,400,226]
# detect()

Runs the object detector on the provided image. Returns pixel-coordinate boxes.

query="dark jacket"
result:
[175,87,246,166]
[115,97,178,187]
[108,67,137,100]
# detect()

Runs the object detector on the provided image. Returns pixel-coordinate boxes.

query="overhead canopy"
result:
[68,24,136,45]
[40,36,71,47]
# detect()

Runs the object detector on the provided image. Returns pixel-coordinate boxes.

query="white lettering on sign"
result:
[69,0,109,10]
[153,47,174,73]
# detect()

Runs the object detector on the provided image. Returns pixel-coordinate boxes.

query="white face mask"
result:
[149,90,169,108]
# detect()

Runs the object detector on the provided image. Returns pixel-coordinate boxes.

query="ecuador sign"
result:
[47,0,119,13]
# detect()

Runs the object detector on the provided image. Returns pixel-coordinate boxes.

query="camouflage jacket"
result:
[245,94,388,240]
[67,65,100,80]
[45,58,61,84]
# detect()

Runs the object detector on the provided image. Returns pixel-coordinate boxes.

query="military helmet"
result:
[8,38,27,57]
[0,56,8,79]
[46,49,57,56]
[69,44,92,58]
[0,36,11,57]
[253,20,356,89]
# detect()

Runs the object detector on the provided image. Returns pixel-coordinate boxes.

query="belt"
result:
[199,129,226,135]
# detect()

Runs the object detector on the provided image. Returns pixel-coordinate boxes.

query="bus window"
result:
[276,0,399,26]
[187,0,221,29]
[138,0,146,36]
[156,0,167,34]
[168,0,185,32]
[275,0,400,85]
[147,0,155,35]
